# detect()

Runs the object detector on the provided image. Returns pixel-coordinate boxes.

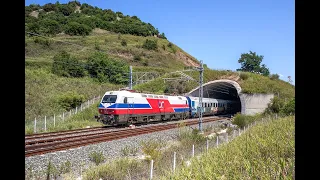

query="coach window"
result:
[124,97,127,104]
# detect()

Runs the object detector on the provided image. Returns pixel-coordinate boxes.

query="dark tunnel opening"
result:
[187,81,242,115]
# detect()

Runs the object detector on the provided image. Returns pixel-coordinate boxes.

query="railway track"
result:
[25,116,229,157]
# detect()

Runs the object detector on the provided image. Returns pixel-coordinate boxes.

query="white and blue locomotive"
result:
[96,90,240,125]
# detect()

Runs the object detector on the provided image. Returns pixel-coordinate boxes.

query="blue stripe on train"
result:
[174,108,190,112]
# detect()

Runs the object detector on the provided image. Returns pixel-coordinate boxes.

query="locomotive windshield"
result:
[101,95,117,103]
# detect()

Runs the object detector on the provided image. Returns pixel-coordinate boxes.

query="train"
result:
[95,89,240,125]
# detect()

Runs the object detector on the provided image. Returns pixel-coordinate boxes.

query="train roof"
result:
[103,90,187,100]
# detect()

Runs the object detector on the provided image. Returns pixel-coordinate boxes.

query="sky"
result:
[25,0,295,85]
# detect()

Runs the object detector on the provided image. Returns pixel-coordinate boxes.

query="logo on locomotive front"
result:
[158,101,164,108]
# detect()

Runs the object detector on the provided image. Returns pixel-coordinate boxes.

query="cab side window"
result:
[124,97,127,104]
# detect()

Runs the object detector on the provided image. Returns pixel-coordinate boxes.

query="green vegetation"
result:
[232,113,263,128]
[134,69,294,99]
[25,1,294,134]
[264,96,295,116]
[78,114,294,179]
[237,50,270,76]
[140,138,167,162]
[121,145,139,156]
[25,67,122,121]
[25,31,198,123]
[25,102,103,134]
[46,160,72,180]
[25,1,166,38]
[89,150,105,166]
[163,116,295,179]
[83,158,148,180]
[26,160,72,180]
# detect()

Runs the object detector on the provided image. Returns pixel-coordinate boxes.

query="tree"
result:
[39,19,62,35]
[43,3,57,12]
[236,51,270,76]
[86,52,129,84]
[64,21,91,36]
[52,51,85,77]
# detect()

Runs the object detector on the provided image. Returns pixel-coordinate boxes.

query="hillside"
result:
[25,1,295,123]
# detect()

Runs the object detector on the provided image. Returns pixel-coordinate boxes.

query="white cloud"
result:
[278,73,284,77]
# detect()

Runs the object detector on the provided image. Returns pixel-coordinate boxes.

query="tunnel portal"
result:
[186,79,242,115]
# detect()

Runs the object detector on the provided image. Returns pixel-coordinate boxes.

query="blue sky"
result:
[25,0,295,85]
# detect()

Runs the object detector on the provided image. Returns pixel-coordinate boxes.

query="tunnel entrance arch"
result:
[186,79,243,114]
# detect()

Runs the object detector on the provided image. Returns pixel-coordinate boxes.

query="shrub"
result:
[270,74,280,80]
[140,139,166,161]
[59,161,72,174]
[232,113,246,128]
[33,37,52,47]
[133,54,141,61]
[121,39,127,46]
[121,145,138,156]
[89,150,105,165]
[178,128,206,146]
[239,72,249,80]
[52,51,86,78]
[64,22,92,36]
[46,160,59,180]
[83,158,147,180]
[56,91,85,111]
[264,96,285,114]
[281,97,295,115]
[39,19,62,35]
[94,42,100,50]
[142,39,158,50]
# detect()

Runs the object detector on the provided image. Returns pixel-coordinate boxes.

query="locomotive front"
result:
[95,91,120,125]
